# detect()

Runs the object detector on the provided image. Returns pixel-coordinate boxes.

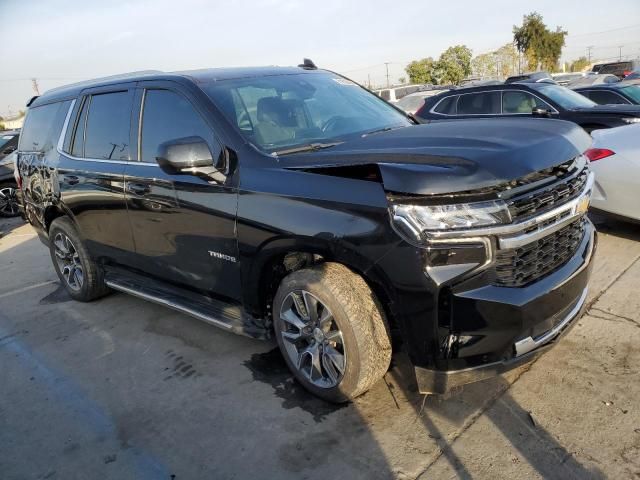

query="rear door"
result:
[124,81,241,301]
[57,85,136,264]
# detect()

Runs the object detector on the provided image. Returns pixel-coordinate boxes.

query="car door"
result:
[124,81,241,301]
[57,85,136,264]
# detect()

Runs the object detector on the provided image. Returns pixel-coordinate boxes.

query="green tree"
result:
[437,45,473,84]
[405,57,438,84]
[471,53,497,78]
[513,12,567,71]
[570,56,590,72]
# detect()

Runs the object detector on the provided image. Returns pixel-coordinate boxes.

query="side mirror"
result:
[532,107,552,117]
[156,136,213,174]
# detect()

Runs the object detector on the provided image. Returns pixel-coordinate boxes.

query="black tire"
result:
[0,182,20,218]
[273,262,392,403]
[48,217,110,302]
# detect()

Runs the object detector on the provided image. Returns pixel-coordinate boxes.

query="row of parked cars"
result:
[0,130,20,217]
[6,59,634,404]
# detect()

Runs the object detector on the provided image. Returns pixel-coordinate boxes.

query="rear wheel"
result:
[0,183,20,217]
[273,263,392,403]
[49,217,110,301]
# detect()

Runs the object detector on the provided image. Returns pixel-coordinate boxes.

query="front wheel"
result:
[273,263,392,403]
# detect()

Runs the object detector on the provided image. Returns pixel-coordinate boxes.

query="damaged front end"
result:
[386,155,596,394]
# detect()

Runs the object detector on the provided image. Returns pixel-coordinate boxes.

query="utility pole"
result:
[31,78,40,95]
[586,46,594,63]
[618,46,623,61]
[384,62,390,88]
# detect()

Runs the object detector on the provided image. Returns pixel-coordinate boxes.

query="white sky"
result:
[1,0,639,116]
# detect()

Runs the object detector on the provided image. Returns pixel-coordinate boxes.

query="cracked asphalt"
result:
[1,215,639,480]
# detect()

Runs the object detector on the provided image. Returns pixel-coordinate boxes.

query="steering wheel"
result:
[321,116,346,133]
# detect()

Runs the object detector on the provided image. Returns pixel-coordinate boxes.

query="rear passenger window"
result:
[457,92,501,114]
[19,101,71,153]
[71,98,89,157]
[433,95,458,114]
[140,89,216,164]
[589,91,629,105]
[83,91,131,160]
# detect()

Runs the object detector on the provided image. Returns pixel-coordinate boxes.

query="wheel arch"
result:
[243,235,399,333]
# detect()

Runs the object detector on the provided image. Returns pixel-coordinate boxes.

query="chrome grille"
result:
[494,218,586,287]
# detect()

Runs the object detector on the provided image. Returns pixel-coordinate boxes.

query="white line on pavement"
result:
[0,280,58,300]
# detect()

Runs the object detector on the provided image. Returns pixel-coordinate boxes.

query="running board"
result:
[104,273,268,340]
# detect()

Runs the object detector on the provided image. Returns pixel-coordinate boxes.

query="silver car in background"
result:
[588,123,640,222]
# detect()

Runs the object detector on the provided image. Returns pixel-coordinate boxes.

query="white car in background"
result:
[394,89,450,114]
[588,123,640,222]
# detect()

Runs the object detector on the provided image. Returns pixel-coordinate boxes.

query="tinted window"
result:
[84,91,131,160]
[433,95,458,114]
[141,89,216,164]
[502,91,552,113]
[71,98,89,157]
[589,90,630,105]
[457,92,501,114]
[19,101,70,153]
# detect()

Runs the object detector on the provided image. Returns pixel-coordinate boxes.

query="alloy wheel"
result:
[53,232,84,291]
[0,186,18,216]
[278,290,346,388]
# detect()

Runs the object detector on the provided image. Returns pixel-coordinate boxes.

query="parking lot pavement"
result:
[1,215,639,480]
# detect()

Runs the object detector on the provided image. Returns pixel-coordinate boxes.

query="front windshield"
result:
[203,72,411,153]
[533,84,597,109]
[621,85,640,103]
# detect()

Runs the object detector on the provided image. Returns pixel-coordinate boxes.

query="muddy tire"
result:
[48,217,110,302]
[273,262,392,403]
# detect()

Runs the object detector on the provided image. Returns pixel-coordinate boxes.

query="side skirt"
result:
[104,269,269,340]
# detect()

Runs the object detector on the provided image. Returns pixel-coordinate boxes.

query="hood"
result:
[282,119,591,195]
[571,103,640,115]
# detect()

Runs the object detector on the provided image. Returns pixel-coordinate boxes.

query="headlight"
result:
[392,200,512,242]
[622,117,640,124]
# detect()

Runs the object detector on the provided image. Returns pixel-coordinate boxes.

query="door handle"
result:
[63,175,79,185]
[126,182,151,196]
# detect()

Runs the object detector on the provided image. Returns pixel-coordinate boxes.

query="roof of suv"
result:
[30,66,323,108]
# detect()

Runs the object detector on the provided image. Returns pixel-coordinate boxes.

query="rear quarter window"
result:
[19,101,71,153]
[433,95,458,114]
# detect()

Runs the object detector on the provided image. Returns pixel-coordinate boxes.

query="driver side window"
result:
[502,91,552,114]
[140,89,218,164]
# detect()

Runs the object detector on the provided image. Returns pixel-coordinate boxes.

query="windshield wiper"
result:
[362,124,409,137]
[272,141,343,156]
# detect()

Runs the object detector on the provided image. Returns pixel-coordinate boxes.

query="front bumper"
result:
[414,223,596,394]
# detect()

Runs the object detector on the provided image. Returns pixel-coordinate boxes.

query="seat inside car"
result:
[254,96,309,146]
[503,91,536,113]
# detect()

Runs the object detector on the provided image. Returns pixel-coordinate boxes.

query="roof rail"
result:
[43,70,164,95]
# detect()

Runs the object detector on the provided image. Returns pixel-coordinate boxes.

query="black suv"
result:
[573,82,640,105]
[415,82,640,131]
[17,65,596,402]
